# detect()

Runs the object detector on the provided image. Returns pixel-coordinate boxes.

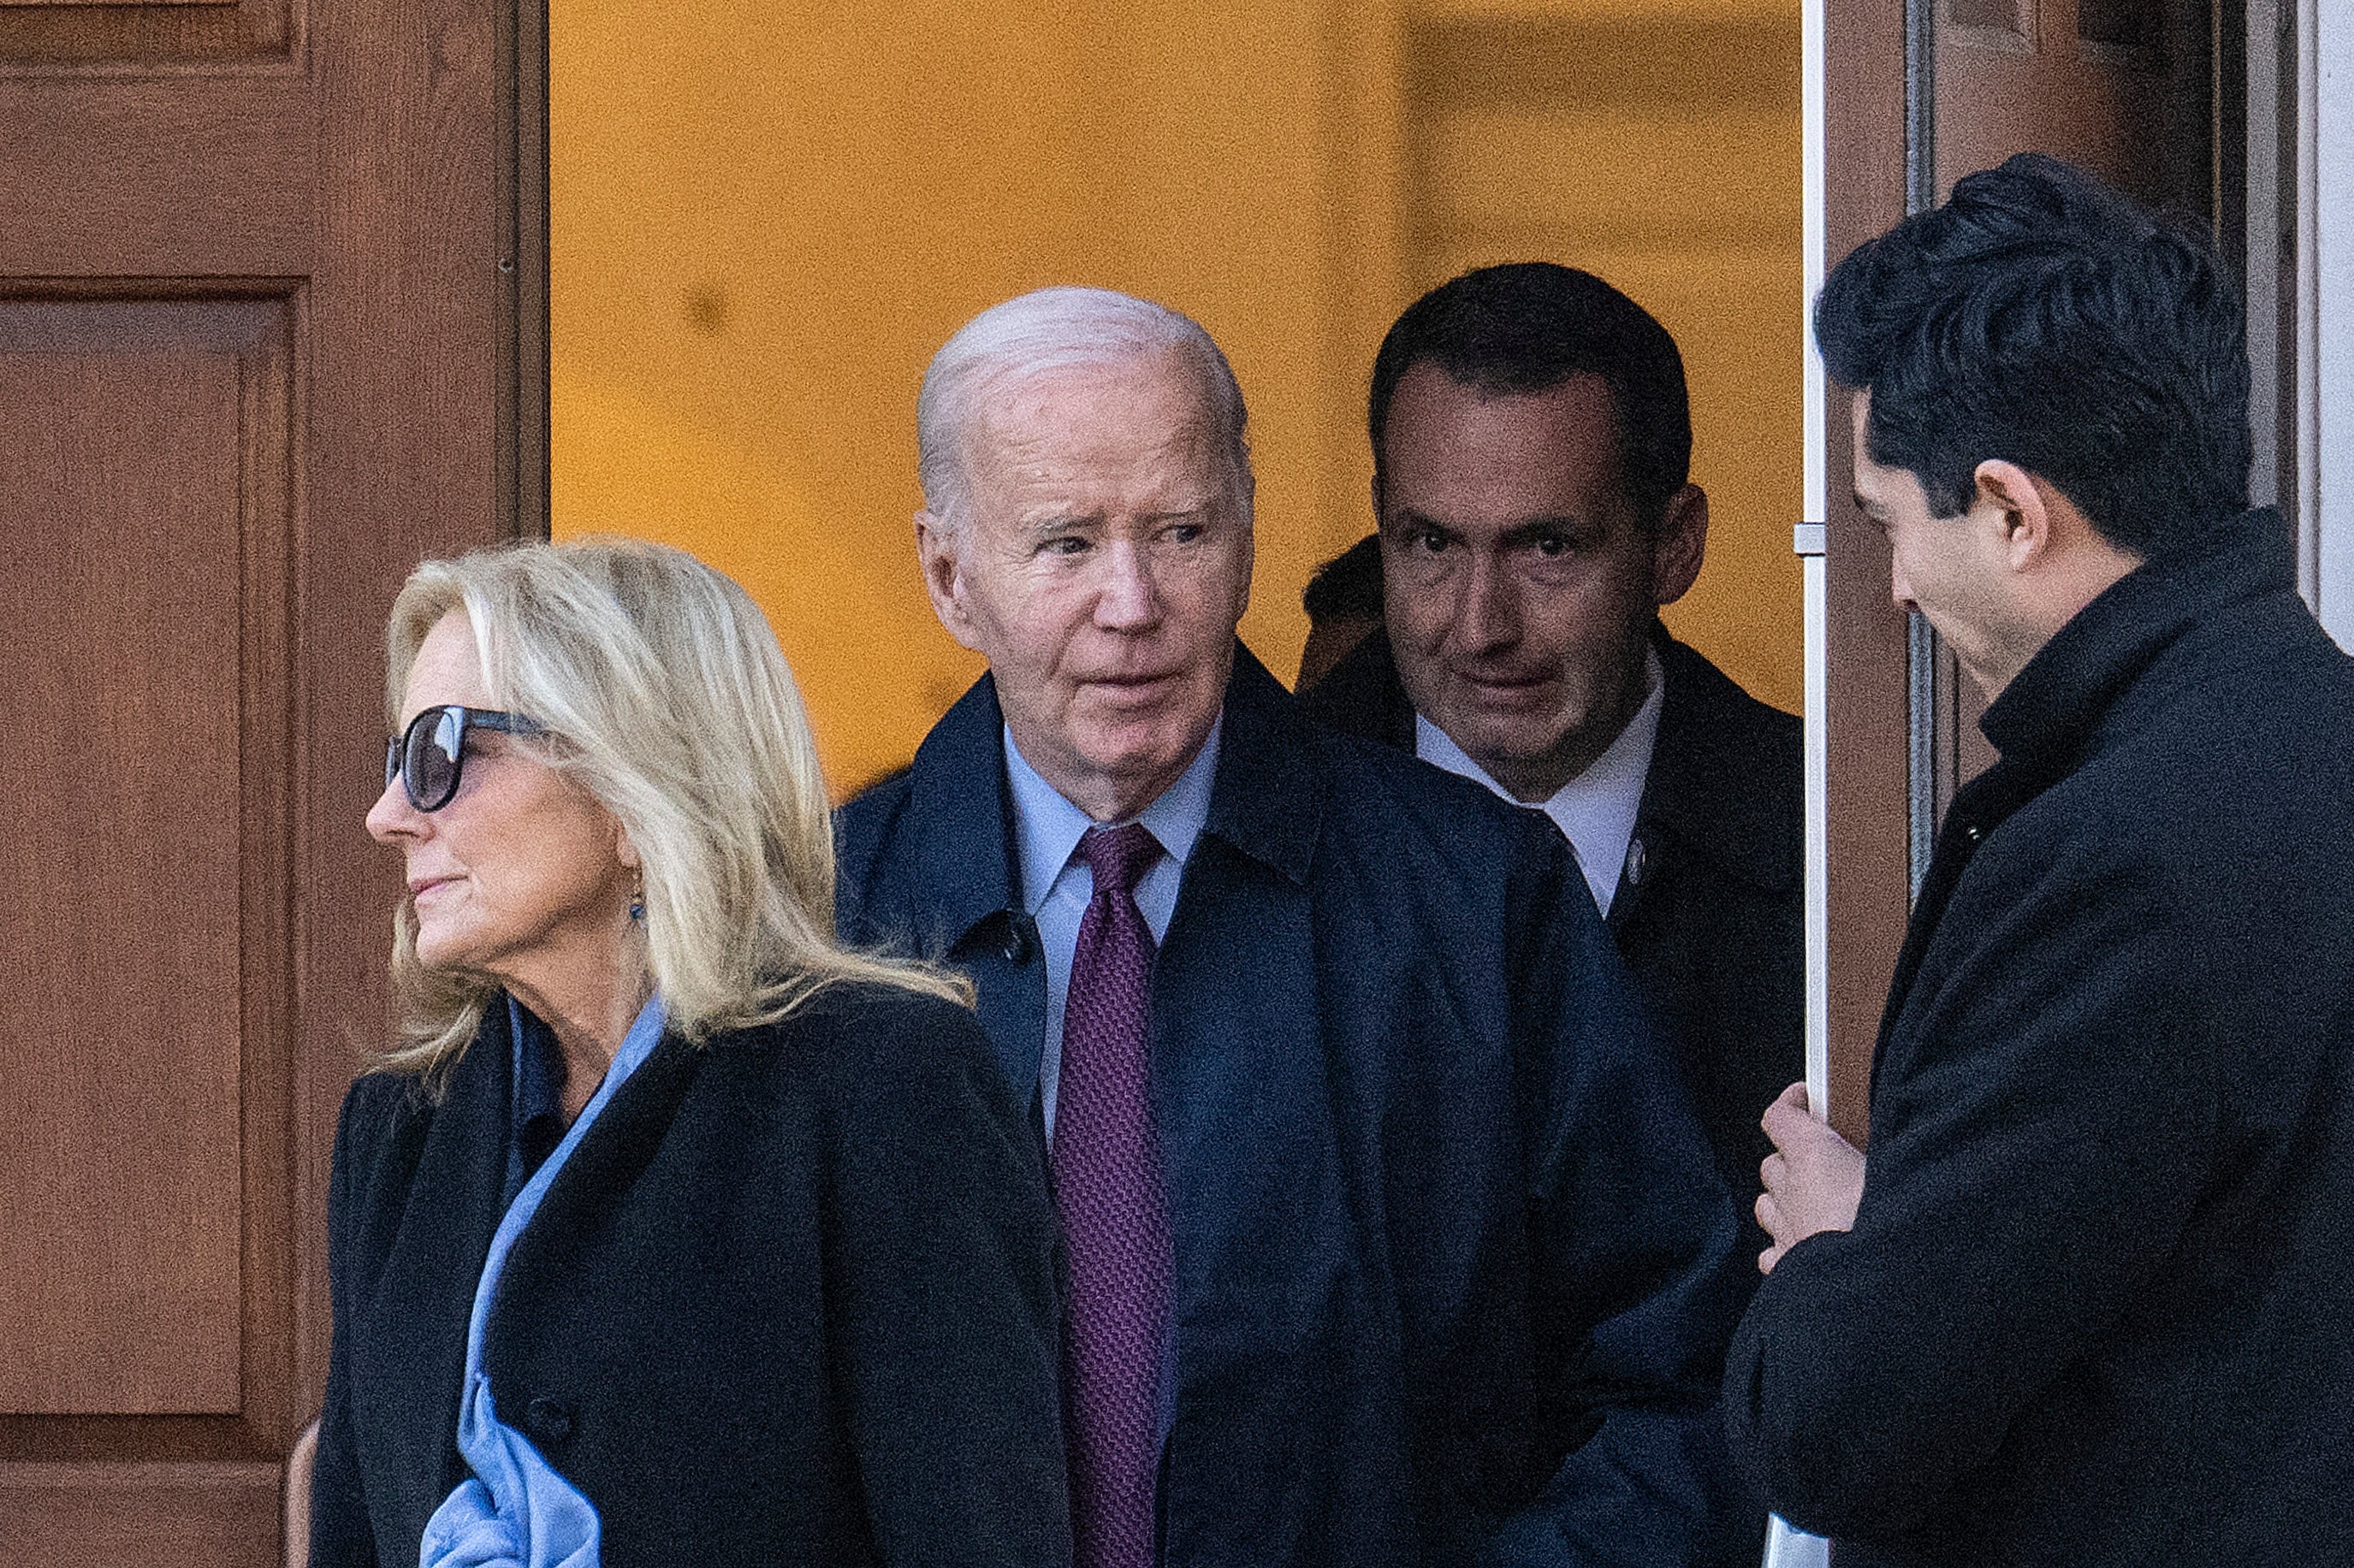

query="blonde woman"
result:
[308,540,1070,1568]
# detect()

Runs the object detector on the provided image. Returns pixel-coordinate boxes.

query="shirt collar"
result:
[506,991,670,1111]
[508,995,566,1136]
[1415,648,1663,908]
[1562,646,1666,815]
[504,990,668,1198]
[1004,713,1224,913]
[1414,648,1663,804]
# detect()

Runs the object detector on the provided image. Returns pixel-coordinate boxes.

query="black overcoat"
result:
[1299,624,1802,1276]
[836,646,1755,1568]
[1725,514,2354,1563]
[309,983,1072,1568]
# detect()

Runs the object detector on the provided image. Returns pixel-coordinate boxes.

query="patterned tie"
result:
[1052,822,1171,1568]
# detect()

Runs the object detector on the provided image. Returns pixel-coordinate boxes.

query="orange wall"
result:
[552,0,1801,797]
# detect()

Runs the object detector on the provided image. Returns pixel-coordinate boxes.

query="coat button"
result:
[1964,824,1983,844]
[1001,918,1034,965]
[524,1396,574,1444]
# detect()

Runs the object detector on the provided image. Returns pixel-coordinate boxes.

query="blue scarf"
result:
[418,995,669,1568]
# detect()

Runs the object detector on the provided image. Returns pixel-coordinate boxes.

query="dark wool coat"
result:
[309,984,1072,1568]
[836,645,1756,1568]
[1725,513,2354,1564]
[1299,625,1804,1281]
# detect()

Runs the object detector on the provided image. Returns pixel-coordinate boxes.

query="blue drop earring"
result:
[629,882,646,924]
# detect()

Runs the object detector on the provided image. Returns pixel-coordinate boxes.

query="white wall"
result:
[2310,0,2354,646]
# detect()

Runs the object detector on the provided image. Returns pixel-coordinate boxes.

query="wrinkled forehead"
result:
[966,351,1232,490]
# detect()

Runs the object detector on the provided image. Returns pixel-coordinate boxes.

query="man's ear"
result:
[1650,482,1710,607]
[915,510,984,652]
[1974,459,2051,572]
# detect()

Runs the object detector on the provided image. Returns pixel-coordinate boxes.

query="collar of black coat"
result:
[1980,507,2296,777]
[903,640,1325,948]
[1297,620,1797,895]
[1640,630,1800,895]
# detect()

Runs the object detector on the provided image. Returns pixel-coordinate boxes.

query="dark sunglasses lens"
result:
[400,707,465,811]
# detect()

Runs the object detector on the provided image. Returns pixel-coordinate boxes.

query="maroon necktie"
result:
[1052,822,1171,1568]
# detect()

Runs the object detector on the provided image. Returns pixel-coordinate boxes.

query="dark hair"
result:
[1815,153,2251,558]
[1302,534,1384,626]
[1368,262,1692,524]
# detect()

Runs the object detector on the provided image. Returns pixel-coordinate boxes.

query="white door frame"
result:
[2308,0,2354,645]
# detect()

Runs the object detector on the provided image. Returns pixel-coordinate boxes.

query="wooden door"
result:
[1926,0,2212,803]
[1818,0,2215,1142]
[0,0,542,1557]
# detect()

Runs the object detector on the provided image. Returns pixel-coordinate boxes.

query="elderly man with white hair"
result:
[837,287,1752,1568]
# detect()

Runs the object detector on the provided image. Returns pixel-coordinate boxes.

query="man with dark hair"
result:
[1302,262,1801,1286]
[1728,153,2354,1564]
[839,287,1756,1567]
[1296,532,1382,687]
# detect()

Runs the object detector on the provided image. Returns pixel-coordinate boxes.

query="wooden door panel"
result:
[1,0,239,10]
[1,0,528,1541]
[0,0,290,65]
[0,83,313,275]
[0,1462,279,1568]
[1820,0,1911,1147]
[1823,0,2211,1144]
[2,342,246,1416]
[0,292,297,1439]
[1939,0,2209,210]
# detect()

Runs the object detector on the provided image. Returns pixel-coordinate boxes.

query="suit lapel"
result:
[1165,648,1331,1307]
[1611,635,1799,935]
[903,674,1047,1103]
[485,1027,705,1370]
[350,1011,514,1547]
[1153,648,1343,1554]
[1199,648,1323,885]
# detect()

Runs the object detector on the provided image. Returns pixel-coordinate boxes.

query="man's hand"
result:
[1756,1082,1865,1275]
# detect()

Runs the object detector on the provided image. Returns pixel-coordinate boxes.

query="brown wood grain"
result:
[0,1463,279,1567]
[0,343,247,1415]
[0,0,288,66]
[0,0,234,9]
[0,0,528,1547]
[0,289,299,1447]
[1936,0,2211,212]
[1822,0,1913,1149]
[0,81,312,275]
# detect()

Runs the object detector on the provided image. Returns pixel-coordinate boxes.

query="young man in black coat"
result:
[1730,153,2354,1564]
[1300,263,1802,1290]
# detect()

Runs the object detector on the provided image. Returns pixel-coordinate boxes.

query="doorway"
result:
[548,0,1809,797]
[1815,0,2250,1139]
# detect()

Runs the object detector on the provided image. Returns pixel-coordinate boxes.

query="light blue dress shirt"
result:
[418,994,669,1568]
[1004,717,1220,1139]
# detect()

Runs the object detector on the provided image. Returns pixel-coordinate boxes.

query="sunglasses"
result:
[384,705,545,813]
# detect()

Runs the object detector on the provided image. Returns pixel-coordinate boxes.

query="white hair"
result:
[916,286,1254,530]
[377,537,969,1082]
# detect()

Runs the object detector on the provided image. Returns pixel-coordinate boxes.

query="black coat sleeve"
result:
[309,1075,388,1568]
[1722,837,2209,1538]
[1484,823,1755,1568]
[818,989,1074,1568]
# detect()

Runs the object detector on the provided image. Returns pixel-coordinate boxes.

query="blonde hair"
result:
[377,536,969,1079]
